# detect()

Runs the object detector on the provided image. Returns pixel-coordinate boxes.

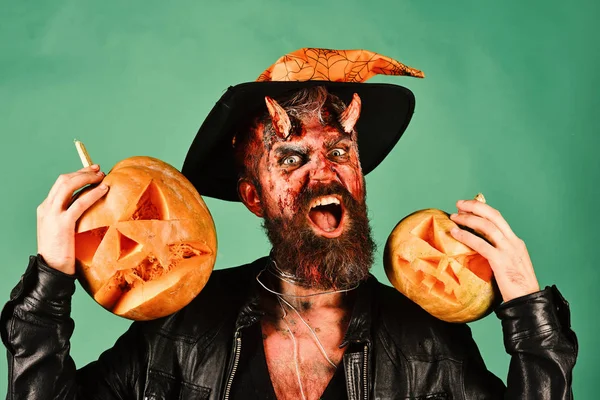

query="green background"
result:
[1,0,597,397]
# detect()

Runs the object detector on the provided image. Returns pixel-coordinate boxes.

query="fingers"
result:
[450,199,540,303]
[449,212,508,248]
[455,199,516,239]
[47,164,99,198]
[48,165,106,211]
[36,164,110,275]
[450,227,497,260]
[66,183,109,220]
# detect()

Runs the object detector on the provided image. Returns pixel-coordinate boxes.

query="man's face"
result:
[246,114,374,289]
[258,115,365,232]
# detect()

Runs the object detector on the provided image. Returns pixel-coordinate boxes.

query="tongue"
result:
[309,209,338,232]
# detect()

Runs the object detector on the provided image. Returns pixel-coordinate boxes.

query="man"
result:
[1,49,577,399]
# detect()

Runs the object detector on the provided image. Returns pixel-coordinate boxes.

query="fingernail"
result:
[451,227,459,235]
[450,213,458,219]
[457,200,464,205]
[99,183,108,190]
[96,170,104,176]
[90,164,99,170]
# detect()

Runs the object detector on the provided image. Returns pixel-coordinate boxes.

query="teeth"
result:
[311,196,341,208]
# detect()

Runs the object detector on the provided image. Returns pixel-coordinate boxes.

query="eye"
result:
[282,155,301,165]
[329,148,347,158]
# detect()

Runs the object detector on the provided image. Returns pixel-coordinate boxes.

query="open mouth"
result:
[307,195,345,238]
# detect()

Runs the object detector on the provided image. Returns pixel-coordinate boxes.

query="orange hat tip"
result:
[258,47,424,83]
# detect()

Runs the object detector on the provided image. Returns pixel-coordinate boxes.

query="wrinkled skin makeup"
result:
[239,94,375,289]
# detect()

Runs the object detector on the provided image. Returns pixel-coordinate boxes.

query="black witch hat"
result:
[182,48,424,202]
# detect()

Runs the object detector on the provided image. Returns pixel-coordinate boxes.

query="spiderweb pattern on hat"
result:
[257,48,425,83]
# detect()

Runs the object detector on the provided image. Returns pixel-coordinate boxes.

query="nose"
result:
[309,153,338,183]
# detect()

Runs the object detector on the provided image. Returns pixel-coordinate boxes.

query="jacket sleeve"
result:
[1,255,147,400]
[496,285,578,399]
[461,285,578,399]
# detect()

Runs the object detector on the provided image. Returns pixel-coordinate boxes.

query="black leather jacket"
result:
[2,255,578,400]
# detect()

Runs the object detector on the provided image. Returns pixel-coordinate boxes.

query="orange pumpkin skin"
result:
[74,156,217,321]
[384,209,500,323]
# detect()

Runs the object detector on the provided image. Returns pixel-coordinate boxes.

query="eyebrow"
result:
[324,136,353,149]
[273,143,309,157]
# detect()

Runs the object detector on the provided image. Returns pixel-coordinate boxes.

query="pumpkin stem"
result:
[474,193,486,203]
[74,139,94,168]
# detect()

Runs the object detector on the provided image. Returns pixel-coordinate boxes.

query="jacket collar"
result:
[233,259,266,332]
[233,256,374,346]
[340,275,374,347]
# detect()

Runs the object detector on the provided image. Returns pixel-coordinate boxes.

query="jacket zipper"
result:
[223,335,242,400]
[363,343,369,400]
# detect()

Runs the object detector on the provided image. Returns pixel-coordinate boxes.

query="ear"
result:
[237,179,264,217]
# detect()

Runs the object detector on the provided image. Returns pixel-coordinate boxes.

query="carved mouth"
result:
[307,195,345,238]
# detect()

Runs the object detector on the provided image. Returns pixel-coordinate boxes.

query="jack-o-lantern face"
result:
[384,209,500,323]
[75,156,217,321]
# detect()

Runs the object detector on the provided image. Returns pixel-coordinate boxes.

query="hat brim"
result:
[182,81,416,202]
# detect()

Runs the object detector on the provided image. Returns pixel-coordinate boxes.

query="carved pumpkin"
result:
[74,156,217,321]
[384,208,500,323]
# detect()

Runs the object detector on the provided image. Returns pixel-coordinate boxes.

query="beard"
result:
[262,181,376,290]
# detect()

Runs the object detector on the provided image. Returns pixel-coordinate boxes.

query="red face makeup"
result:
[238,89,375,289]
[257,116,365,238]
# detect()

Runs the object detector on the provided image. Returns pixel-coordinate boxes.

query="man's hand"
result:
[36,164,109,275]
[449,199,540,303]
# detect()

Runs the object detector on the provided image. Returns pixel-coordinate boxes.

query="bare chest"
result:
[260,315,347,400]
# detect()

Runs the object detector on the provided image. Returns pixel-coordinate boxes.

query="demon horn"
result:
[265,96,292,140]
[339,93,362,134]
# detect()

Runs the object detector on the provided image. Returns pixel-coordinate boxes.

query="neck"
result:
[260,258,355,314]
[275,276,349,310]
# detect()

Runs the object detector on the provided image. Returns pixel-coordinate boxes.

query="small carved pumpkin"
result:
[384,208,500,323]
[75,156,217,321]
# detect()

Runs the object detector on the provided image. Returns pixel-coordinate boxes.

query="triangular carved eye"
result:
[130,181,169,221]
[118,230,141,260]
[410,216,445,253]
[459,254,493,282]
[75,227,109,264]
